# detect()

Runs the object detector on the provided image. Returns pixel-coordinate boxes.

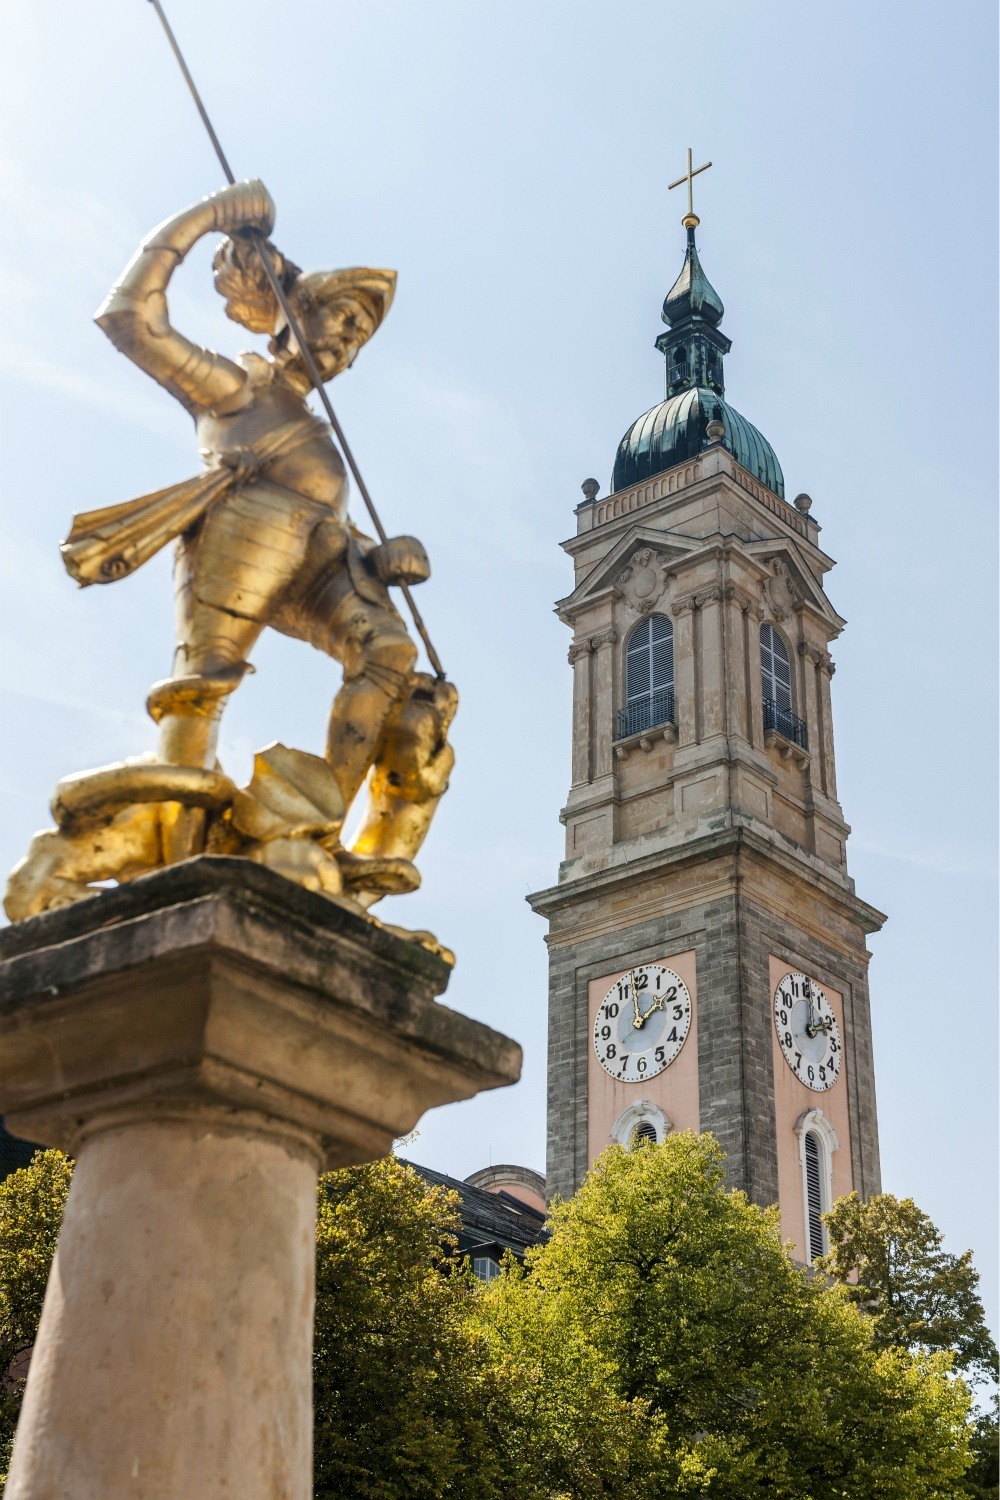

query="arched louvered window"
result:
[617,615,675,739]
[760,623,807,747]
[631,1121,658,1148]
[760,623,792,709]
[804,1130,826,1263]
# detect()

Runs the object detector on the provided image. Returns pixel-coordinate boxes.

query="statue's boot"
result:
[336,847,421,906]
[147,667,248,862]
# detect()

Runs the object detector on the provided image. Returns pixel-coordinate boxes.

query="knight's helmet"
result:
[213,234,395,381]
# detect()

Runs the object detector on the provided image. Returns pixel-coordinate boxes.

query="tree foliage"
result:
[819,1191,999,1388]
[313,1156,510,1498]
[478,1135,972,1499]
[0,1141,986,1499]
[0,1150,73,1479]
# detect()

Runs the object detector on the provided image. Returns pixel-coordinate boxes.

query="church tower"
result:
[528,164,885,1264]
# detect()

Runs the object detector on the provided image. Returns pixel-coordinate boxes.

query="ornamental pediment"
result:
[556,527,700,620]
[743,540,843,630]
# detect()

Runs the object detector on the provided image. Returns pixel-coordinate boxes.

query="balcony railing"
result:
[763,697,808,749]
[615,688,675,742]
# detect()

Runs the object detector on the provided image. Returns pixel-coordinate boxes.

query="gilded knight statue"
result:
[5,181,456,942]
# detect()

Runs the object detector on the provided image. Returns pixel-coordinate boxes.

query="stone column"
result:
[0,858,521,1500]
[590,629,617,779]
[817,652,838,799]
[672,604,697,746]
[568,638,593,786]
[797,638,825,796]
[698,586,726,740]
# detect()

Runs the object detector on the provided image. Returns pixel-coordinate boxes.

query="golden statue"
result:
[5,181,456,945]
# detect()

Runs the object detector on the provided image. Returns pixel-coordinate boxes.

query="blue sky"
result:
[0,1,996,1330]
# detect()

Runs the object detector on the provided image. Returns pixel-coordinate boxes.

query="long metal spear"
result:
[146,0,446,679]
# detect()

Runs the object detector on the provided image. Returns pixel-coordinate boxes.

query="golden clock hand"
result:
[639,994,666,1024]
[628,970,644,1029]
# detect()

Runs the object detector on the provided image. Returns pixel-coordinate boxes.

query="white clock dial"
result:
[773,972,842,1092]
[593,965,692,1082]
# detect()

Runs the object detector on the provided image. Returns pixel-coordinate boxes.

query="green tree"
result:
[0,1150,73,1479]
[313,1155,509,1499]
[819,1191,999,1389]
[478,1134,972,1499]
[961,1396,999,1500]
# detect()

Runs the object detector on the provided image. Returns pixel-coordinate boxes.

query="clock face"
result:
[594,965,692,1082]
[773,972,842,1092]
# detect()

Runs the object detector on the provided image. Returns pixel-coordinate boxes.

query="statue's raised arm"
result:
[95,180,275,414]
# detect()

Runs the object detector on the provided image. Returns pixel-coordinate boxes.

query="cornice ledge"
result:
[526,826,887,934]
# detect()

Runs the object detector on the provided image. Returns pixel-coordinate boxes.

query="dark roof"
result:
[0,1120,40,1181]
[403,1160,548,1261]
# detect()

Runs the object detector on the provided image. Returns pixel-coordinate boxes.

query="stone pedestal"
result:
[0,858,521,1500]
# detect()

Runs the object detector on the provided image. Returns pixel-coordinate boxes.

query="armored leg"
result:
[350,674,458,907]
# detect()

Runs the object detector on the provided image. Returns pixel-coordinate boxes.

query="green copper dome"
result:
[608,224,784,499]
[612,388,784,496]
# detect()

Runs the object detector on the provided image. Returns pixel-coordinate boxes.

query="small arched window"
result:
[803,1130,828,1262]
[796,1109,838,1265]
[617,615,674,741]
[760,623,807,747]
[611,1101,670,1148]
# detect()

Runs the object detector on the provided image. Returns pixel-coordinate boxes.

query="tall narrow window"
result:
[760,623,807,747]
[760,622,792,709]
[804,1130,826,1262]
[617,615,674,739]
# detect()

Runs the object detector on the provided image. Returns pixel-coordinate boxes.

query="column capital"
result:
[0,858,521,1167]
[798,641,836,674]
[725,580,766,619]
[589,628,618,650]
[672,584,723,615]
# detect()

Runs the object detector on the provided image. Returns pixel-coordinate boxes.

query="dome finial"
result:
[668,147,712,230]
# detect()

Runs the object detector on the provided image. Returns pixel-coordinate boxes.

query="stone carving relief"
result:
[761,558,799,621]
[615,549,669,614]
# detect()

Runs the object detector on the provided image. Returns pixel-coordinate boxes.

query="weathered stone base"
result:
[0,857,521,1499]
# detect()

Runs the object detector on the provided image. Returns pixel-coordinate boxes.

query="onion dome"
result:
[608,223,783,499]
[662,232,724,326]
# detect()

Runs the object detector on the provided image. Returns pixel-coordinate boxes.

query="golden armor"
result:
[5,181,456,942]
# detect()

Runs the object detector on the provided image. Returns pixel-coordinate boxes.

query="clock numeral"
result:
[666,1027,678,1043]
[666,986,677,1001]
[784,1031,793,1048]
[605,1002,619,1019]
[606,1044,616,1059]
[637,1057,647,1073]
[655,1046,665,1064]
[635,972,649,991]
[619,1054,630,1071]
[794,1052,802,1069]
[779,1009,788,1025]
[672,1005,684,1021]
[600,1025,611,1040]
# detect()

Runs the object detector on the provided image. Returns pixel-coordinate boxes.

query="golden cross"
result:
[668,147,712,228]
